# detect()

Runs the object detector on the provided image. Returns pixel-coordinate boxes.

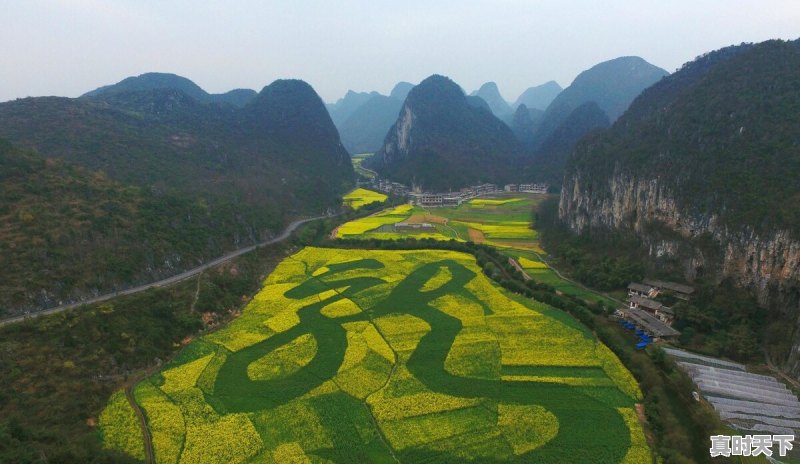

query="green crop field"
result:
[342,188,388,210]
[101,247,649,463]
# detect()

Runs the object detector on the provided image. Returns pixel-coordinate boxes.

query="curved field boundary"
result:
[125,385,154,464]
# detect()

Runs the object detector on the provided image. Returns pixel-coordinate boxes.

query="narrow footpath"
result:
[125,383,154,464]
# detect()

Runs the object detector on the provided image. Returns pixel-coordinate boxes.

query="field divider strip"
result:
[125,384,155,464]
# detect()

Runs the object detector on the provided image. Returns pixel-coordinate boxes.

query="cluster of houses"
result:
[370,179,410,196]
[409,183,499,207]
[616,279,694,341]
[408,183,550,207]
[359,173,550,207]
[504,183,549,194]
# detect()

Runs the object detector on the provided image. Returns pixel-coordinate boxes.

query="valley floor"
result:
[99,193,657,463]
[101,247,648,463]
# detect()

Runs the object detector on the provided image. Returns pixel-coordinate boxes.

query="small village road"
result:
[0,215,328,327]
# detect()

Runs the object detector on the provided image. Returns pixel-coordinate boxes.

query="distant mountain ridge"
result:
[367,74,523,190]
[522,56,668,185]
[83,72,258,107]
[526,101,609,184]
[326,90,381,126]
[513,81,563,111]
[390,82,415,101]
[328,82,417,154]
[470,82,512,119]
[510,104,544,148]
[533,56,668,148]
[338,95,404,154]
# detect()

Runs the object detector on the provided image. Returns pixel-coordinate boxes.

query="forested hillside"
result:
[0,78,353,314]
[559,39,800,372]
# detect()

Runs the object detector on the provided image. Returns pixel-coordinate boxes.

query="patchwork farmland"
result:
[337,194,616,306]
[100,247,649,463]
[336,196,537,245]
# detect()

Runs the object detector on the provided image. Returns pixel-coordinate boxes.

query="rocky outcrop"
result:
[560,170,800,374]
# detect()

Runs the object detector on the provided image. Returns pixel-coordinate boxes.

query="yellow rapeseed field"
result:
[618,407,652,464]
[98,391,146,460]
[247,333,317,381]
[104,247,647,463]
[518,256,548,269]
[134,383,185,464]
[335,204,413,237]
[342,188,387,210]
[498,403,559,455]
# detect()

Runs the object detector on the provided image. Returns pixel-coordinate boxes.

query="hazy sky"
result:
[2,0,799,104]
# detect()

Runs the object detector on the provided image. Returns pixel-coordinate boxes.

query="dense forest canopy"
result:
[566,40,800,233]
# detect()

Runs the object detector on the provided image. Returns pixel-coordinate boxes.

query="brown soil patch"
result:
[635,403,657,447]
[406,214,448,225]
[467,228,485,243]
[202,312,218,325]
[425,215,448,225]
[635,403,648,424]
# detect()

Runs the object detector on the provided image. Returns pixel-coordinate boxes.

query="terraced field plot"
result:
[342,188,387,210]
[101,247,648,463]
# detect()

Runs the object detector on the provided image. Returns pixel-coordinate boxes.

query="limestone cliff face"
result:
[384,104,414,157]
[560,169,800,374]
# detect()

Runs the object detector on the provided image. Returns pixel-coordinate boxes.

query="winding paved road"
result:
[0,215,328,327]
